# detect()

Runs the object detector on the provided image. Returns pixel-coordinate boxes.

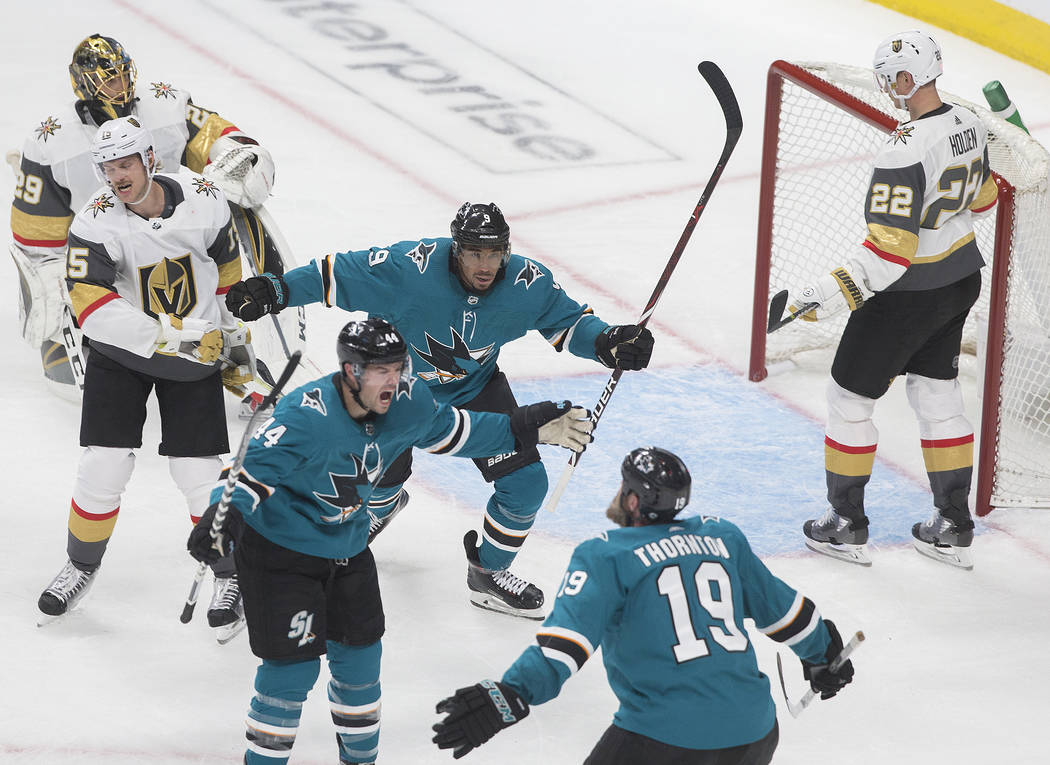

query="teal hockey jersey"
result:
[211,373,518,559]
[501,515,833,749]
[281,238,609,404]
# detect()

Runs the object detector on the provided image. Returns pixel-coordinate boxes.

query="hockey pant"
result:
[369,458,548,572]
[66,448,228,573]
[245,640,381,765]
[906,374,974,522]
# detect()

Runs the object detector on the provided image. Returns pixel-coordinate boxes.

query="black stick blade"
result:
[767,290,789,333]
[698,61,743,139]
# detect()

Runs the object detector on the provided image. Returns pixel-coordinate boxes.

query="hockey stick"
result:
[766,289,819,333]
[180,350,302,624]
[775,630,865,718]
[544,60,742,514]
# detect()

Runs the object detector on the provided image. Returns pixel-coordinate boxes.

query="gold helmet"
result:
[69,34,137,120]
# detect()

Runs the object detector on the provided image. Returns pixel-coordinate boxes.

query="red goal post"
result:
[749,60,1050,517]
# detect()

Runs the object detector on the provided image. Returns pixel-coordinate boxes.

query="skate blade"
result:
[804,538,872,567]
[911,538,973,570]
[468,593,546,621]
[37,612,64,627]
[215,617,247,645]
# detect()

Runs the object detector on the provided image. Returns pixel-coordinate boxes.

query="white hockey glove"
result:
[203,138,275,209]
[157,314,223,364]
[788,266,872,322]
[220,321,258,390]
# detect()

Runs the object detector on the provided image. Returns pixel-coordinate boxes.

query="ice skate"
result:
[367,490,410,544]
[38,560,99,624]
[803,508,872,567]
[463,530,544,620]
[208,574,246,644]
[911,511,974,570]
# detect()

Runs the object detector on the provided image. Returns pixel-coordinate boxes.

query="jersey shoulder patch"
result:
[145,81,181,101]
[189,176,221,199]
[513,258,545,289]
[83,192,118,218]
[33,116,64,143]
[299,387,328,416]
[401,240,437,274]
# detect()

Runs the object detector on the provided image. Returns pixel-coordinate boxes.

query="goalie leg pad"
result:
[9,245,67,346]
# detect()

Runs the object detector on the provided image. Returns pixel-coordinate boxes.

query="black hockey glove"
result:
[225,273,289,321]
[594,324,654,370]
[802,618,855,700]
[187,503,245,564]
[432,680,530,759]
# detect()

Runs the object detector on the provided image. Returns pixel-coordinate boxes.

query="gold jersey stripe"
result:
[216,257,242,290]
[910,232,976,265]
[866,222,919,262]
[69,282,118,319]
[185,114,237,173]
[970,175,999,212]
[11,206,73,244]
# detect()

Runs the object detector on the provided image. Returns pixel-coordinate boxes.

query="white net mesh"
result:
[760,61,1050,509]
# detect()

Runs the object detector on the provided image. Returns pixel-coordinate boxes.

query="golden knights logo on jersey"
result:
[149,82,178,99]
[89,193,115,218]
[890,125,915,145]
[192,177,219,198]
[35,116,61,142]
[138,254,198,319]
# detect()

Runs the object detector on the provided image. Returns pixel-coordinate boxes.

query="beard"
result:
[605,490,630,527]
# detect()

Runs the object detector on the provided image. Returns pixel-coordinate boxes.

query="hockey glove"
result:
[220,322,257,391]
[788,267,871,322]
[156,314,224,364]
[802,618,855,700]
[432,680,530,759]
[226,273,289,321]
[594,324,654,370]
[510,401,594,453]
[187,503,245,564]
[203,140,275,209]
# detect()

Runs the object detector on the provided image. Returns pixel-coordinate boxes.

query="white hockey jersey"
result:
[65,171,238,381]
[857,102,998,293]
[11,80,246,258]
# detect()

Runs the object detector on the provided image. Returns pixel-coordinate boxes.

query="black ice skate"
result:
[209,574,246,644]
[38,560,99,623]
[803,508,872,567]
[911,511,974,570]
[367,490,410,544]
[463,530,544,620]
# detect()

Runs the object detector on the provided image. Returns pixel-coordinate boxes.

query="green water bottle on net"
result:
[982,80,1028,134]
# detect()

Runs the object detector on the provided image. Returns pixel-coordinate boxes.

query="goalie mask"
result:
[337,317,413,393]
[873,31,942,109]
[91,116,156,187]
[620,447,691,523]
[70,34,138,121]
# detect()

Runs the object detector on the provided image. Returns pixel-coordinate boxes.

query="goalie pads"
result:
[203,136,275,209]
[9,244,67,346]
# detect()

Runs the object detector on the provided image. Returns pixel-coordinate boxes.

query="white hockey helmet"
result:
[91,116,156,180]
[872,30,942,107]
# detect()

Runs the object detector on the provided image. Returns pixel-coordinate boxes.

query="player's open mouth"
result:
[378,390,393,404]
[116,181,133,194]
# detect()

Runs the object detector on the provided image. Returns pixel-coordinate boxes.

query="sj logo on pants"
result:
[288,610,316,647]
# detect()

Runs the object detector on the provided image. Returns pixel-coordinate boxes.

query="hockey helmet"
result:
[620,447,691,523]
[91,116,156,181]
[450,202,511,267]
[337,317,412,389]
[873,31,942,108]
[70,34,137,120]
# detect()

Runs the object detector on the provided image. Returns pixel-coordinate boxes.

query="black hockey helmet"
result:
[337,317,412,388]
[69,34,137,120]
[450,202,511,267]
[621,447,691,522]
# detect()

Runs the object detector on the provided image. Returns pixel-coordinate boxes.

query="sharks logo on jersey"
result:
[404,241,437,274]
[412,328,496,383]
[300,387,327,415]
[514,259,544,289]
[314,445,383,523]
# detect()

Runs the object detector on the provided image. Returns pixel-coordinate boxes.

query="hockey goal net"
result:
[749,60,1050,516]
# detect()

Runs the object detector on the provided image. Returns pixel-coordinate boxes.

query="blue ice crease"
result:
[411,364,933,557]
